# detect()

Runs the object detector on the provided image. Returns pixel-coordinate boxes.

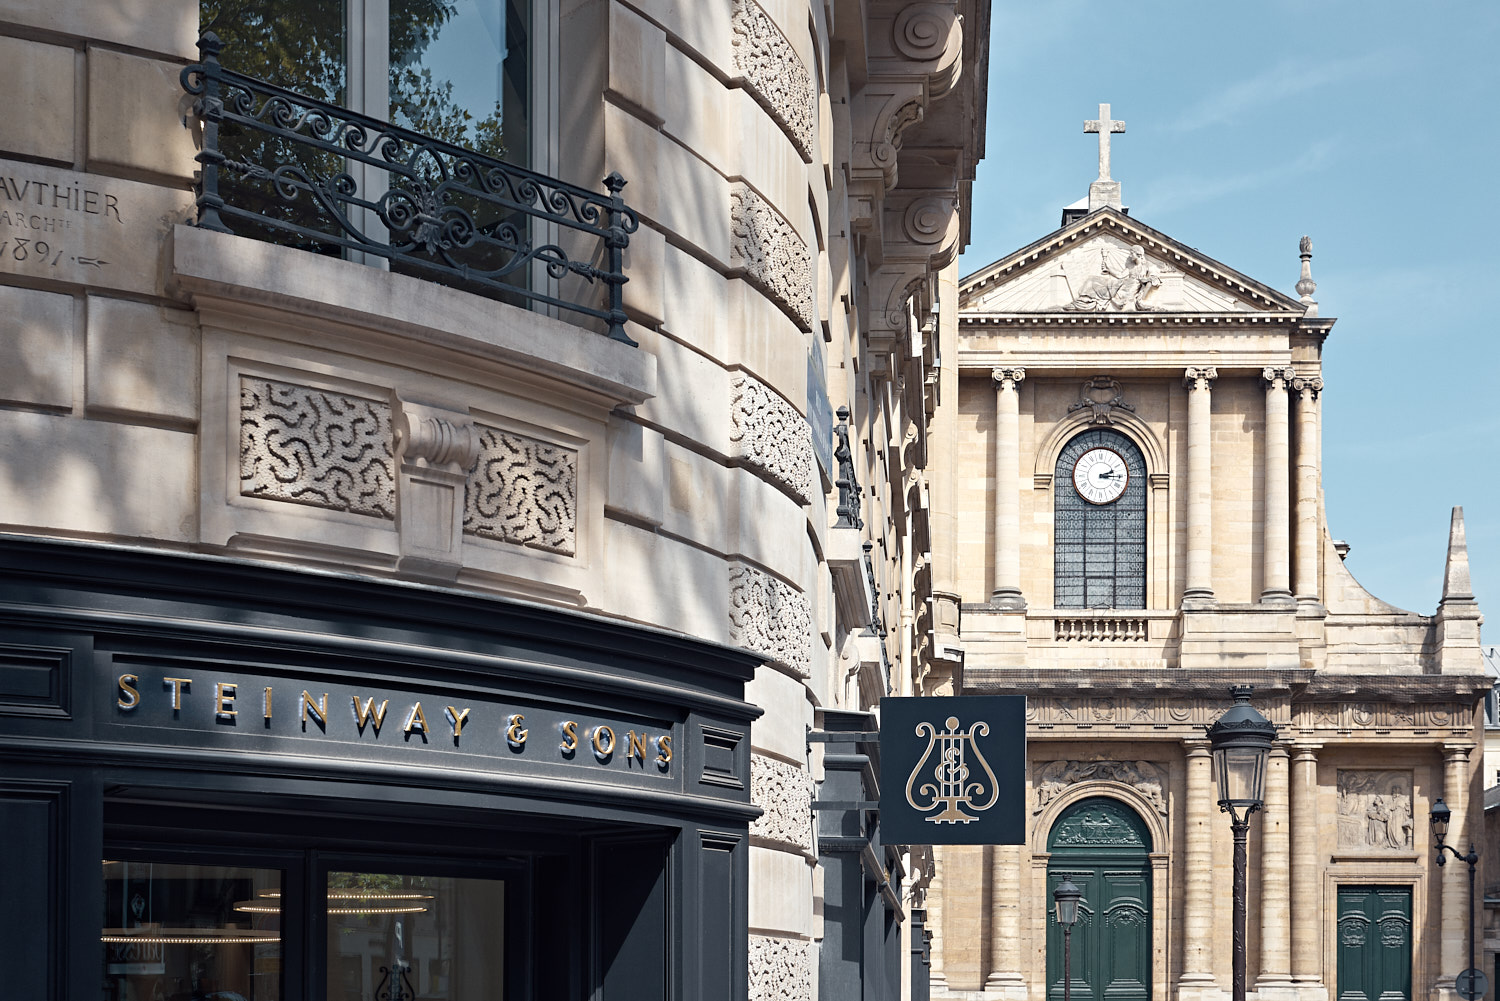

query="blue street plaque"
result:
[879,696,1027,845]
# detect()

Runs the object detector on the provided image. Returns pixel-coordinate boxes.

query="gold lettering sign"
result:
[351,696,388,734]
[109,675,674,776]
[163,677,191,710]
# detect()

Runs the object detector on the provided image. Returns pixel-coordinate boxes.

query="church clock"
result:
[1071,447,1129,505]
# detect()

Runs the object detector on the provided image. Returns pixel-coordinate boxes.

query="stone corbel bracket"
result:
[851,1,964,191]
[863,190,958,359]
[393,402,482,579]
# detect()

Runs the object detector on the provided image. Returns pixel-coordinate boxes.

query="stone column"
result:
[1290,744,1325,989]
[1183,368,1217,603]
[991,367,1026,608]
[1180,740,1217,988]
[985,844,1027,996]
[1257,747,1294,990]
[929,846,947,989]
[1261,367,1295,603]
[1439,744,1474,989]
[1292,377,1323,603]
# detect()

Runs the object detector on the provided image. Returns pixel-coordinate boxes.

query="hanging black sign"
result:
[878,696,1026,845]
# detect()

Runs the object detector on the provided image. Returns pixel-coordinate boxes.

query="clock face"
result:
[1072,447,1129,505]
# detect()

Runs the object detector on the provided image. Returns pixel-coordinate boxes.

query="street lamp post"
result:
[1206,686,1278,1001]
[1054,876,1083,1001]
[1430,797,1482,998]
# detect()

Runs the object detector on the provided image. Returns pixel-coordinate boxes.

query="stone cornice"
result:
[964,668,1491,701]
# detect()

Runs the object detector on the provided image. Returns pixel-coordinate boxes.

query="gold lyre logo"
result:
[905,715,1001,824]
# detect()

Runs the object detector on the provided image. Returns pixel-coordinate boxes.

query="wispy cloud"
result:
[1136,138,1338,215]
[1169,52,1394,133]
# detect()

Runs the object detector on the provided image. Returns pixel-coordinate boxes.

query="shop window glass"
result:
[326,870,507,1000]
[102,860,283,1000]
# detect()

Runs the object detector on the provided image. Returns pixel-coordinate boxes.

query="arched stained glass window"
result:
[1054,429,1146,609]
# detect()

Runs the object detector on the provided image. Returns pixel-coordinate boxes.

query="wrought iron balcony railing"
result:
[181,32,638,344]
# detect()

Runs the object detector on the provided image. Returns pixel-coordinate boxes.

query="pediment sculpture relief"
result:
[1034,759,1167,816]
[1336,770,1413,850]
[1064,244,1163,312]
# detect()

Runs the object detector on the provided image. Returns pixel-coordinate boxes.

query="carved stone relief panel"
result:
[1336,770,1414,851]
[730,0,815,162]
[728,561,812,678]
[1033,760,1168,816]
[1295,702,1468,730]
[730,373,814,504]
[463,426,577,556]
[729,183,816,332]
[750,753,813,851]
[239,376,395,518]
[966,235,1255,313]
[749,934,813,1001]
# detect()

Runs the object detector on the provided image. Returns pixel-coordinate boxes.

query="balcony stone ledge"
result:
[170,224,656,413]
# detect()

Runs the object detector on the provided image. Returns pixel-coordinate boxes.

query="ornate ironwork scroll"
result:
[182,32,638,344]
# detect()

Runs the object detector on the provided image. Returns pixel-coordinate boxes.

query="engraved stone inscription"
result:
[463,426,578,556]
[240,377,396,518]
[0,158,192,294]
[1336,770,1413,850]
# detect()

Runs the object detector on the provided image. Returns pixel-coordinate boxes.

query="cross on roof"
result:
[1084,103,1126,182]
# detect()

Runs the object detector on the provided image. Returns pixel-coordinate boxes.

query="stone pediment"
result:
[960,208,1304,315]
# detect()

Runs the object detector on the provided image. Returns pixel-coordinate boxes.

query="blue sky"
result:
[959,0,1499,617]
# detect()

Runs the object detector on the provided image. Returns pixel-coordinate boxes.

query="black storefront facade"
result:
[0,537,761,1001]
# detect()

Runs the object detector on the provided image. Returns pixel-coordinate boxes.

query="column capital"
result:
[1262,365,1296,389]
[1183,737,1211,756]
[1289,742,1323,761]
[1291,375,1324,398]
[1442,742,1476,761]
[1183,366,1217,389]
[991,366,1026,388]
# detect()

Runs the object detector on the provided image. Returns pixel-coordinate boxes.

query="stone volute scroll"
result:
[393,402,483,579]
[1067,376,1136,425]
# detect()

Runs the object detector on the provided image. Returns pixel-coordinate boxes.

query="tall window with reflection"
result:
[1053,428,1147,609]
[199,0,532,286]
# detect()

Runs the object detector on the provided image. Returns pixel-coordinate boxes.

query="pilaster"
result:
[1261,367,1294,605]
[991,367,1026,609]
[1182,368,1216,606]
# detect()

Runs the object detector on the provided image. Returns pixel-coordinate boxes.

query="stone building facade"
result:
[924,150,1489,1001]
[0,0,987,998]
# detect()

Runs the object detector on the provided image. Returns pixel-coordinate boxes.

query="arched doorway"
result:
[1046,797,1153,1001]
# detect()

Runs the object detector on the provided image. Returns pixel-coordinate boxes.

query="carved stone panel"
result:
[966,235,1255,313]
[749,934,813,1001]
[730,0,815,162]
[729,183,815,332]
[728,561,812,678]
[750,754,813,851]
[730,373,814,504]
[463,426,577,556]
[1033,760,1167,816]
[1336,770,1414,851]
[239,376,395,518]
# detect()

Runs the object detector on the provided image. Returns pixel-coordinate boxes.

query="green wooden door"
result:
[1337,887,1412,1001]
[1047,798,1153,1001]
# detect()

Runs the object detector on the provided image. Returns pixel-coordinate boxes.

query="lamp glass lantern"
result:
[1206,686,1277,822]
[1053,877,1083,927]
[1430,797,1451,845]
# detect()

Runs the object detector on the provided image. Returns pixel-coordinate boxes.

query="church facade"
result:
[923,112,1490,1001]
